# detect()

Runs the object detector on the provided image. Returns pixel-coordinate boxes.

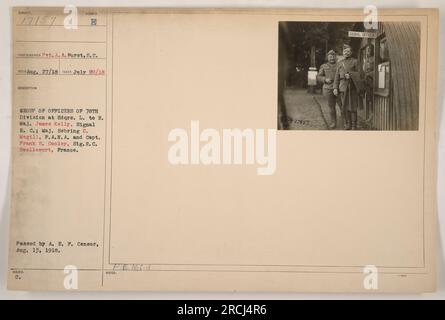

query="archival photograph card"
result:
[8,7,439,292]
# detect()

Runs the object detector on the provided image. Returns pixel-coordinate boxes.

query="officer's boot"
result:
[344,111,351,130]
[329,108,337,129]
[351,112,357,130]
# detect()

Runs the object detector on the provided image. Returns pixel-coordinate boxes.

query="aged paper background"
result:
[5,6,439,292]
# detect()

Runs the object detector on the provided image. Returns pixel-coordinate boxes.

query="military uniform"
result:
[333,46,363,130]
[317,54,343,128]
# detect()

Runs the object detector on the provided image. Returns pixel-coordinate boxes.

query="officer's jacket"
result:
[317,62,338,90]
[333,57,360,92]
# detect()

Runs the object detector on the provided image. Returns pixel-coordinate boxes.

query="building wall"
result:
[383,22,421,130]
[357,22,420,130]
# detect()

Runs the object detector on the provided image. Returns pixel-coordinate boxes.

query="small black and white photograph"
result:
[277,21,420,130]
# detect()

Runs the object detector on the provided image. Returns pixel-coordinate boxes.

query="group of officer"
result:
[317,44,362,130]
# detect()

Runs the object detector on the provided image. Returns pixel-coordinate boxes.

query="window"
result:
[375,35,390,96]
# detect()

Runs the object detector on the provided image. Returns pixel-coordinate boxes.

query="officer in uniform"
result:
[317,49,343,129]
[333,44,362,130]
